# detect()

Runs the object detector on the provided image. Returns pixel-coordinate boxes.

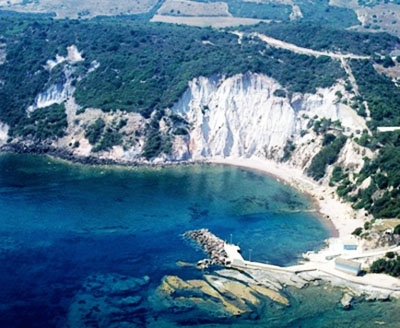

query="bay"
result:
[0,153,398,327]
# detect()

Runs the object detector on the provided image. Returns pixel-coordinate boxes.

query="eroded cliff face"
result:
[0,72,370,178]
[173,73,368,173]
[0,122,9,146]
[28,45,83,112]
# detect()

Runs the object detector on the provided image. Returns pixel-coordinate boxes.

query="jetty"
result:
[183,229,230,268]
[183,229,400,293]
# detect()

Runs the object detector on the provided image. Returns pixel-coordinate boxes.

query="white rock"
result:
[173,73,368,168]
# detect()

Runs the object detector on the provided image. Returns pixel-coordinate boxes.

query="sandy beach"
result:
[208,157,366,240]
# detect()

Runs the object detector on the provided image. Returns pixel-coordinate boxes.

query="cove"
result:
[2,152,391,327]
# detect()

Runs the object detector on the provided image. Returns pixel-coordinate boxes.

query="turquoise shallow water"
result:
[0,153,399,327]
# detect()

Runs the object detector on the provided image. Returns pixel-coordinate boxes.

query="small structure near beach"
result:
[335,258,361,276]
[342,237,359,252]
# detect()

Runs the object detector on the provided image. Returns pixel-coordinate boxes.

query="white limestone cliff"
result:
[173,73,368,173]
[0,121,9,146]
[27,45,84,112]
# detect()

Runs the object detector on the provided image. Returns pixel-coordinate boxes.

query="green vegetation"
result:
[72,22,345,116]
[342,128,400,226]
[352,146,400,218]
[351,59,400,127]
[312,118,342,135]
[307,134,347,180]
[281,140,295,162]
[273,89,286,98]
[370,255,400,277]
[227,1,291,20]
[241,22,399,55]
[0,13,346,137]
[85,118,126,152]
[347,66,400,216]
[377,55,396,68]
[294,0,360,28]
[85,118,106,145]
[12,103,67,140]
[330,166,347,184]
[352,227,363,236]
[330,166,354,198]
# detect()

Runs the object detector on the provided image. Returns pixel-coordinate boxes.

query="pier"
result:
[223,241,316,273]
[184,229,400,293]
[223,238,400,292]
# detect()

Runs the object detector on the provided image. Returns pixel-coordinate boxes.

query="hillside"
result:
[0,1,400,34]
[0,8,400,247]
[4,1,400,37]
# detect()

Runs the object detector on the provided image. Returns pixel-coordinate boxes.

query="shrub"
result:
[307,134,347,180]
[364,221,372,230]
[273,89,287,98]
[142,130,162,159]
[174,127,188,135]
[85,118,105,145]
[370,255,400,277]
[14,103,67,140]
[386,251,395,259]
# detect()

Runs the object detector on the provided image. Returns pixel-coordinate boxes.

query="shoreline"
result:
[3,150,400,298]
[207,157,366,241]
[1,145,365,240]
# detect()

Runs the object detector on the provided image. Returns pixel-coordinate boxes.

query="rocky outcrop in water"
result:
[183,229,228,267]
[153,270,289,321]
[340,293,353,310]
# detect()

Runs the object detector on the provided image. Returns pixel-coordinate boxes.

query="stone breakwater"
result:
[183,229,228,266]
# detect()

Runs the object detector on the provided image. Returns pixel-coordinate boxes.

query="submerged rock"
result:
[154,271,291,321]
[65,273,149,328]
[249,283,289,306]
[156,275,245,317]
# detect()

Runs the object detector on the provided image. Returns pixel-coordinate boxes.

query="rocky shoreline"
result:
[0,142,200,167]
[1,142,120,165]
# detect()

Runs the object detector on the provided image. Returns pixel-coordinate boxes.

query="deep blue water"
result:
[0,153,399,327]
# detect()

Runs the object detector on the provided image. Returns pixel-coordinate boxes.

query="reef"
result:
[65,273,150,328]
[152,269,289,321]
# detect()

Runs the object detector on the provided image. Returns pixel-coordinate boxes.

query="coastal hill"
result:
[3,0,400,36]
[0,1,400,273]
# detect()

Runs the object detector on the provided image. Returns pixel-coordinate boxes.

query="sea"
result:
[0,153,399,327]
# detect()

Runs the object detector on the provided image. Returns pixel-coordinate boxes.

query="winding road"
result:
[253,32,370,60]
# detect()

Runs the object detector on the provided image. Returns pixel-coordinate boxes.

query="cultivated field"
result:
[3,0,400,37]
[0,0,159,18]
[151,14,270,27]
[156,0,230,17]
